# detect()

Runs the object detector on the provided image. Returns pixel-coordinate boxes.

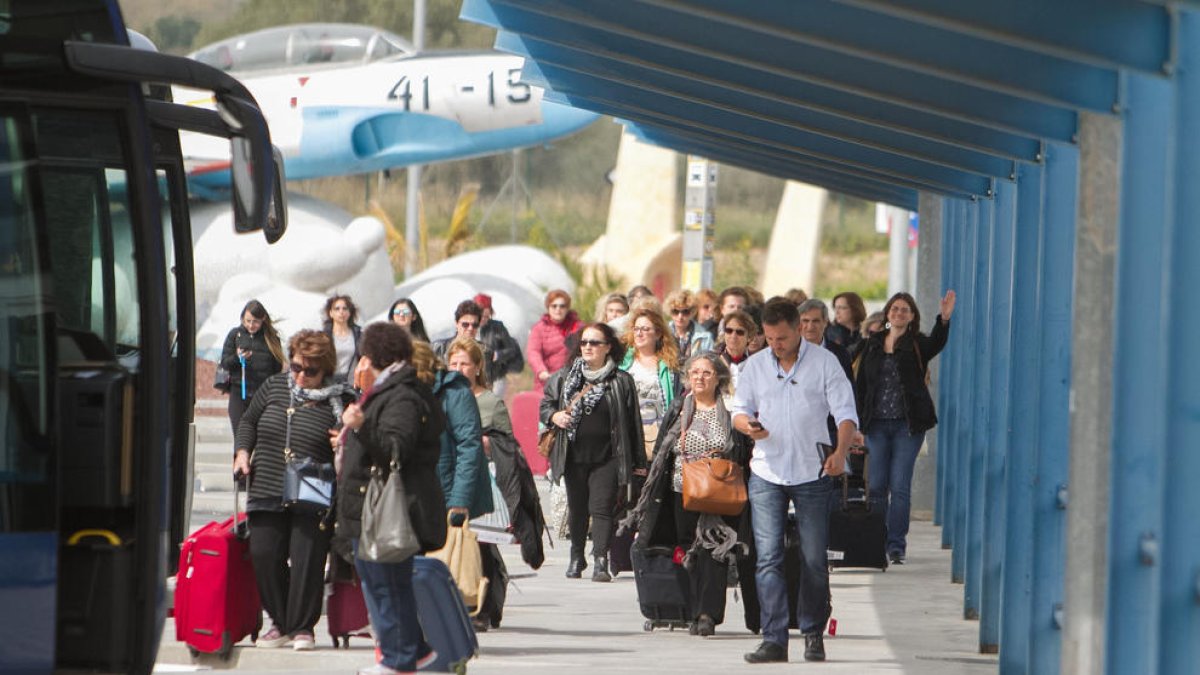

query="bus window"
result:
[36,110,142,367]
[0,112,53,528]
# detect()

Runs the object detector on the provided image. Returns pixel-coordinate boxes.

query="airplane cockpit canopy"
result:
[189,23,414,74]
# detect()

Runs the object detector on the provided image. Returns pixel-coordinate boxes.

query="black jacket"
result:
[540,367,646,493]
[825,322,862,358]
[336,365,447,554]
[219,327,282,396]
[487,431,546,570]
[479,319,524,381]
[854,316,950,435]
[635,397,753,548]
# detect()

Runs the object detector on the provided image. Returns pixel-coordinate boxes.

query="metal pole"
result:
[1106,70,1172,675]
[404,0,427,279]
[980,181,1015,654]
[1001,164,1045,674]
[965,197,994,621]
[939,200,962,550]
[682,156,716,291]
[888,204,909,294]
[1161,11,1200,674]
[953,200,979,587]
[1030,142,1078,674]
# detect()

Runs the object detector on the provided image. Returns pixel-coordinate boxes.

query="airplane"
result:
[176,23,598,191]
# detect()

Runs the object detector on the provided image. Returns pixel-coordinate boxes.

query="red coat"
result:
[526,311,582,393]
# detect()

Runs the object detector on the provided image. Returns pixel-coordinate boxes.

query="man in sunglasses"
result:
[434,300,493,368]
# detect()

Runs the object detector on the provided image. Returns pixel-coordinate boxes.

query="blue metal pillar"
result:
[964,197,993,620]
[1029,141,1078,674]
[940,199,965,552]
[980,180,1015,653]
[952,200,979,586]
[999,163,1044,674]
[1160,11,1200,673]
[1106,70,1173,675]
[935,198,955,531]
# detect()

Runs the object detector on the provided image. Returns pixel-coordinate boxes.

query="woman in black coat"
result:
[219,299,285,433]
[622,352,752,637]
[540,322,645,582]
[338,322,446,674]
[853,290,956,565]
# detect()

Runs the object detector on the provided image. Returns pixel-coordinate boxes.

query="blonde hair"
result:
[664,289,696,314]
[622,306,679,371]
[409,341,440,385]
[445,337,488,389]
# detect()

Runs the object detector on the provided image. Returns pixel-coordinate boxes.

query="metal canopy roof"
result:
[461,0,1179,208]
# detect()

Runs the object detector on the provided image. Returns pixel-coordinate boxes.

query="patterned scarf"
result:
[287,373,351,422]
[561,357,616,441]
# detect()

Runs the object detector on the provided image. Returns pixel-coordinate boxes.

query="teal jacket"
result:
[432,370,493,517]
[620,349,683,408]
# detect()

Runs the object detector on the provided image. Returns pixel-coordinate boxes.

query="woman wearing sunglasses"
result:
[388,297,430,343]
[526,289,582,395]
[231,329,356,651]
[541,322,645,582]
[665,289,715,361]
[714,309,759,400]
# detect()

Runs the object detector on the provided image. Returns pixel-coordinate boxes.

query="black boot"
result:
[565,554,587,579]
[591,556,611,582]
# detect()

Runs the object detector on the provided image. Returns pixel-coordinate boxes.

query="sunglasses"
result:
[670,308,691,316]
[579,339,607,347]
[724,327,747,336]
[392,308,412,317]
[459,321,480,329]
[289,362,321,377]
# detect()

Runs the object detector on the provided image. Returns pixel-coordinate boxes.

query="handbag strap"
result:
[561,382,594,414]
[283,390,295,460]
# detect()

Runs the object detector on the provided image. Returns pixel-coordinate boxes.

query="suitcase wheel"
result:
[643,620,653,632]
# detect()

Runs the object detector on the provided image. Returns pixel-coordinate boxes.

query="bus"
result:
[0,2,285,672]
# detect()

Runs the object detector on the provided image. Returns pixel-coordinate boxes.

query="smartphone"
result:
[748,419,764,431]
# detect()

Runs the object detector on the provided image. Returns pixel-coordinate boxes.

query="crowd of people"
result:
[217,280,955,670]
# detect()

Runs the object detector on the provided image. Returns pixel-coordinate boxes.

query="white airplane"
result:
[178,23,598,190]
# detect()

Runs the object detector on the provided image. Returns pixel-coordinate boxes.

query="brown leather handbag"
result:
[682,457,747,516]
[538,383,594,458]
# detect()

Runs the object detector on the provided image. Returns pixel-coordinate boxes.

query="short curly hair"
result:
[287,329,337,378]
[359,322,413,369]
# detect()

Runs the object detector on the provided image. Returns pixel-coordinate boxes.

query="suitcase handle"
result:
[232,477,251,539]
[66,529,122,546]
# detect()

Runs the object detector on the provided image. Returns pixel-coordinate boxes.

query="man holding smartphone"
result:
[731,300,858,664]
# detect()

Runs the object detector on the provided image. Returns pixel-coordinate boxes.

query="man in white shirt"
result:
[732,300,858,664]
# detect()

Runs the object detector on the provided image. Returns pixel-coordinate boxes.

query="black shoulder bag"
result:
[282,391,337,515]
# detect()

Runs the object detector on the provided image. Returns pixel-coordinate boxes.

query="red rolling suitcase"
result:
[510,391,549,476]
[327,554,372,648]
[174,483,262,659]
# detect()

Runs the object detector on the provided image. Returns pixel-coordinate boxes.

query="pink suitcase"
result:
[511,391,549,475]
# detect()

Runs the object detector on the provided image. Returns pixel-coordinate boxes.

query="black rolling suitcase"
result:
[632,545,692,631]
[827,449,888,571]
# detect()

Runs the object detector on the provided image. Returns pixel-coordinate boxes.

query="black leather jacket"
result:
[854,316,950,435]
[540,366,646,492]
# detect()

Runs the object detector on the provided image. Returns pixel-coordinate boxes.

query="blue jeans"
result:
[352,541,430,671]
[748,473,834,646]
[865,418,927,556]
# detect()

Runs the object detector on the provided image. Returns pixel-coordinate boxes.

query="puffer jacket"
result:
[526,312,582,393]
[219,326,282,396]
[539,365,646,493]
[336,365,446,552]
[432,369,494,517]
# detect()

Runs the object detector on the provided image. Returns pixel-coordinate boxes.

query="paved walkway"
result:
[160,423,998,674]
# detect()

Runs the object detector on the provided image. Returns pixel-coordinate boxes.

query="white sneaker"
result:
[255,626,290,648]
[357,665,405,675]
[292,631,316,651]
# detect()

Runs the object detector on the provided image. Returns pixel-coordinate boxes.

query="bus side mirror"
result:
[223,96,272,234]
[263,146,287,244]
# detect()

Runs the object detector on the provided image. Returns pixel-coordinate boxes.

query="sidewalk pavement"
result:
[158,475,998,673]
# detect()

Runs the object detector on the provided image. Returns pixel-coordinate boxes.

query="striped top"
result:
[236,373,344,507]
